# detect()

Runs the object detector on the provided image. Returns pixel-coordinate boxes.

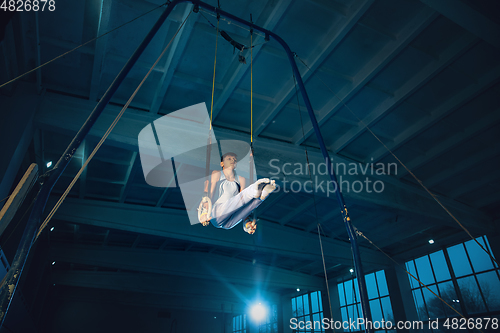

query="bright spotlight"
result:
[349,268,354,273]
[428,239,435,244]
[250,303,267,322]
[46,161,52,168]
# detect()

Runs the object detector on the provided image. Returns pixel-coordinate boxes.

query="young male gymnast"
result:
[202,152,276,234]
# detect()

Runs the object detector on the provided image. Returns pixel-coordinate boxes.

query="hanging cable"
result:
[0,2,169,89]
[295,55,497,266]
[35,10,193,239]
[317,225,335,329]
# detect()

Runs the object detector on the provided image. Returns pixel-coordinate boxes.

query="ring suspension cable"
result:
[295,55,497,266]
[353,226,483,333]
[248,18,256,223]
[0,2,169,89]
[210,19,220,130]
[35,10,193,239]
[250,19,253,145]
[203,4,220,201]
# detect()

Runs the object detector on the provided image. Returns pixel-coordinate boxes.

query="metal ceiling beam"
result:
[371,65,500,162]
[293,7,438,145]
[52,198,390,266]
[424,145,500,189]
[449,168,500,199]
[50,243,324,290]
[397,106,500,179]
[419,0,500,49]
[119,152,138,203]
[210,0,293,120]
[278,198,315,226]
[253,0,375,137]
[150,4,196,114]
[89,0,112,101]
[156,161,183,207]
[305,0,349,16]
[474,191,500,209]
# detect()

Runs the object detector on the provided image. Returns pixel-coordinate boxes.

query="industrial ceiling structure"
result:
[0,0,499,331]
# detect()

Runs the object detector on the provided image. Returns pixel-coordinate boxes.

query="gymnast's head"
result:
[220,152,237,170]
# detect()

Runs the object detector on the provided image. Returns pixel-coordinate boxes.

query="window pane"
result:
[292,298,297,317]
[341,307,348,325]
[406,261,419,289]
[422,285,440,319]
[413,289,428,321]
[348,304,357,323]
[318,291,323,311]
[465,237,495,273]
[376,270,389,297]
[338,284,346,306]
[429,251,451,282]
[415,255,435,285]
[448,244,473,277]
[366,273,378,299]
[345,281,354,304]
[313,313,321,330]
[476,271,500,311]
[457,276,486,314]
[298,297,304,316]
[380,296,393,322]
[369,299,383,322]
[311,291,319,313]
[304,293,310,315]
[437,281,459,317]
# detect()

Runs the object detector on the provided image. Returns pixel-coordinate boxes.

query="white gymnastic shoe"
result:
[253,178,271,198]
[260,180,276,200]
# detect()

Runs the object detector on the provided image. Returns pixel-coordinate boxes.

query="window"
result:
[233,314,247,333]
[337,270,394,332]
[291,291,325,332]
[406,235,500,328]
[259,304,278,333]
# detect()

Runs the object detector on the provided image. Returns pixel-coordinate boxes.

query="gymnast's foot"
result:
[253,178,270,198]
[260,180,276,200]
